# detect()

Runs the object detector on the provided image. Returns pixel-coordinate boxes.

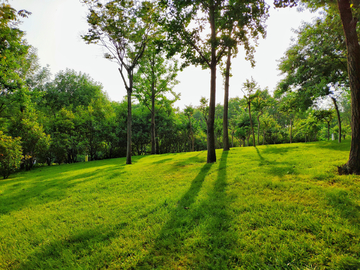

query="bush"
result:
[0,131,22,179]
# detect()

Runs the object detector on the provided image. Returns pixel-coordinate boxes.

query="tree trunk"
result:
[150,55,156,155]
[257,113,262,145]
[231,131,234,147]
[290,118,292,144]
[327,122,330,141]
[126,89,132,164]
[151,93,156,155]
[248,102,256,147]
[263,130,265,145]
[223,48,231,151]
[207,3,217,163]
[338,0,360,174]
[331,96,342,143]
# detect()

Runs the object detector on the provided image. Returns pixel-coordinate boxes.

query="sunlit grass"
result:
[1,140,360,269]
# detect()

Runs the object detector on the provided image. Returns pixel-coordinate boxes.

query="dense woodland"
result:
[0,0,358,178]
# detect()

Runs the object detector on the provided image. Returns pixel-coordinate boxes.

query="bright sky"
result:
[11,0,319,110]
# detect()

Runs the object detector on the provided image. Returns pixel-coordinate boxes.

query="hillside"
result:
[1,141,360,269]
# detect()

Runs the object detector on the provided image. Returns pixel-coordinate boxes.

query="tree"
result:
[43,69,105,114]
[0,131,22,179]
[252,88,272,145]
[242,78,258,147]
[8,109,50,170]
[184,105,195,152]
[220,1,268,151]
[0,3,31,116]
[313,109,335,141]
[82,0,157,164]
[133,44,179,154]
[160,0,268,163]
[274,0,360,174]
[277,14,346,143]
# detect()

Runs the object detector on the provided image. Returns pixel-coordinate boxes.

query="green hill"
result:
[1,141,360,269]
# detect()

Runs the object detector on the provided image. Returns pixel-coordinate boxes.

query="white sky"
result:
[11,0,319,110]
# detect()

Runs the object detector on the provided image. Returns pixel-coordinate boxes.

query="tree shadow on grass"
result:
[326,189,360,225]
[136,151,238,269]
[313,140,350,152]
[17,222,129,270]
[0,164,126,215]
[255,147,297,178]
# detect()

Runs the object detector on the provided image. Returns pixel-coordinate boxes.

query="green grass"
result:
[1,140,360,269]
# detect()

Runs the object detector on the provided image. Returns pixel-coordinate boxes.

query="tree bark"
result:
[150,53,156,155]
[207,3,217,163]
[337,0,360,174]
[257,113,262,145]
[189,117,194,151]
[223,49,231,151]
[331,96,342,143]
[290,118,292,144]
[126,88,132,164]
[248,102,256,147]
[151,85,156,155]
[263,130,265,145]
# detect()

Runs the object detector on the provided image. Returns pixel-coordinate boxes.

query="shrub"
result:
[0,131,22,179]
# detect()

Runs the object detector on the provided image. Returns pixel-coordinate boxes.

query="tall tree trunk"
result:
[151,87,156,155]
[338,0,360,174]
[290,118,292,144]
[231,131,234,147]
[327,122,330,141]
[331,96,342,143]
[207,3,217,163]
[248,102,256,147]
[190,117,194,152]
[150,54,156,155]
[263,130,265,145]
[126,88,132,164]
[223,48,231,151]
[257,114,262,145]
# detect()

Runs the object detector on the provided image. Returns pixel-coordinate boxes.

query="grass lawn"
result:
[0,140,360,269]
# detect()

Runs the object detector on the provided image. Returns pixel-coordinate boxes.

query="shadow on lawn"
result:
[0,163,125,215]
[136,151,239,269]
[18,222,129,270]
[255,147,297,178]
[313,140,350,152]
[326,189,360,225]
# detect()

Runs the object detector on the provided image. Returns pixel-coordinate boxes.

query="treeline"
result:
[1,65,352,174]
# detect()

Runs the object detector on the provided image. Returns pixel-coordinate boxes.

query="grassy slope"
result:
[0,141,360,270]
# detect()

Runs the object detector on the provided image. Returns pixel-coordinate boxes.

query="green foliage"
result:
[277,10,348,110]
[8,110,50,170]
[43,69,104,113]
[0,131,22,179]
[0,3,30,115]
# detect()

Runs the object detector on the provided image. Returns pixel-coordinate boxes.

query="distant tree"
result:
[252,88,272,145]
[133,44,179,154]
[43,69,105,114]
[82,0,157,164]
[0,131,22,179]
[8,109,50,170]
[242,78,258,147]
[184,105,195,152]
[313,109,334,141]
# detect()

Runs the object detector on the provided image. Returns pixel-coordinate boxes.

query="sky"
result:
[11,0,319,110]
